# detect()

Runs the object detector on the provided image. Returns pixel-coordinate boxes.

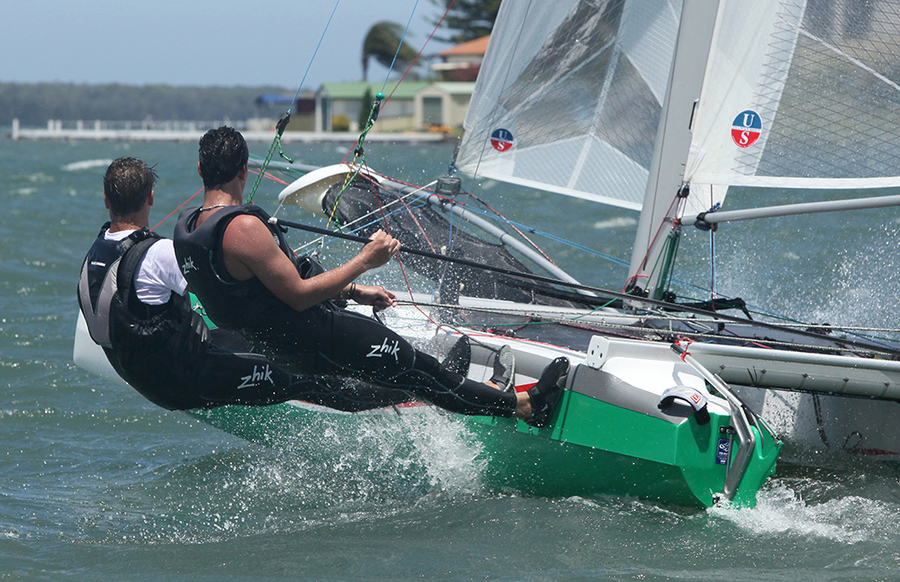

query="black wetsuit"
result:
[173,205,517,417]
[78,223,410,412]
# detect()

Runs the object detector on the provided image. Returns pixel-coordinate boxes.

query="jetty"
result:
[8,119,448,143]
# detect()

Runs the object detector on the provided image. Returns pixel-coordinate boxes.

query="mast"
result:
[626,0,720,300]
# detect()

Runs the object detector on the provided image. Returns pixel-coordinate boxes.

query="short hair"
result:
[104,157,157,216]
[198,126,249,189]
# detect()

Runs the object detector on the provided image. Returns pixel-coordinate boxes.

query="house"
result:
[296,36,489,133]
[431,36,490,82]
[315,82,431,132]
[414,83,476,130]
[253,92,316,131]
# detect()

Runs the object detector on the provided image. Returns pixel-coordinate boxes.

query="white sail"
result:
[456,0,683,211]
[688,0,900,198]
[458,0,900,297]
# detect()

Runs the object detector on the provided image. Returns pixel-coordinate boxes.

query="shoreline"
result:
[7,119,451,143]
[9,128,449,143]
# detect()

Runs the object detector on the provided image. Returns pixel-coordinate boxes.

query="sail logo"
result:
[490,128,514,152]
[731,110,762,148]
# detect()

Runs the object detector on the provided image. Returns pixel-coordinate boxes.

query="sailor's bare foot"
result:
[513,391,532,419]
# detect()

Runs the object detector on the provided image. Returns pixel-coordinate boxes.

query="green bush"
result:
[332,114,350,132]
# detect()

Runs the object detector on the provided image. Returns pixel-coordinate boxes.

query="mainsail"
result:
[689,0,900,193]
[458,0,900,297]
[636,0,900,295]
[456,0,683,211]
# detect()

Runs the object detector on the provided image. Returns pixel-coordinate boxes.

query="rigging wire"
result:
[247,0,343,204]
[381,0,421,95]
[254,159,900,347]
[269,215,900,352]
[322,0,438,243]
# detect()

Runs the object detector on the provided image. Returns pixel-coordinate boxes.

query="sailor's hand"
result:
[359,230,400,269]
[353,284,397,311]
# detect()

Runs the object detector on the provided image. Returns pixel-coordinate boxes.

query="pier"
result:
[8,118,448,143]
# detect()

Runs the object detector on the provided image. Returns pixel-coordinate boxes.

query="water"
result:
[3,134,900,581]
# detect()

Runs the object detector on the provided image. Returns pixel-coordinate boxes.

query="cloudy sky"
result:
[0,0,453,90]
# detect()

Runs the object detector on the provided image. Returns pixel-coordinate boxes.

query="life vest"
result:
[77,224,164,347]
[77,223,205,382]
[173,204,326,336]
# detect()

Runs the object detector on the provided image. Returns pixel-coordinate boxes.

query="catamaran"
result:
[76,0,900,507]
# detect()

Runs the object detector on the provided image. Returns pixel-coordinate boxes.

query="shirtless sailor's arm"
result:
[221,214,400,313]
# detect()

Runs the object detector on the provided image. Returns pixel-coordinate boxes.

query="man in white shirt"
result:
[78,157,411,411]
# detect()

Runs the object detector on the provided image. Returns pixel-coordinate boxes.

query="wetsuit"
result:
[173,205,517,417]
[78,222,410,411]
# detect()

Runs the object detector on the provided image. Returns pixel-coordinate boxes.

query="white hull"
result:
[732,387,900,460]
[432,296,900,462]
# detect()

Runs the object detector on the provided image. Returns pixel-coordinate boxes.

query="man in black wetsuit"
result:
[173,127,568,426]
[78,156,412,412]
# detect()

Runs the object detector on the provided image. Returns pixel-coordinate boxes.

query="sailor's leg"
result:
[177,328,412,411]
[317,309,519,417]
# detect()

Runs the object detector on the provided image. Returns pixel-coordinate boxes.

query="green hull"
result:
[187,388,780,509]
[462,390,780,509]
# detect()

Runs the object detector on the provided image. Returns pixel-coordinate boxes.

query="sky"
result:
[0,0,454,90]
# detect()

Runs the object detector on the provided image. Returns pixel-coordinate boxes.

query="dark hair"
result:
[198,126,249,189]
[103,157,157,216]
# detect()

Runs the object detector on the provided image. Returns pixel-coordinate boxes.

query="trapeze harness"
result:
[173,204,517,417]
[77,223,410,412]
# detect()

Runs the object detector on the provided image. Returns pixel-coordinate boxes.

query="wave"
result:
[710,481,898,544]
[593,216,638,229]
[62,159,113,172]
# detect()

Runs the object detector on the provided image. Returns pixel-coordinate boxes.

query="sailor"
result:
[78,157,413,412]
[173,127,568,425]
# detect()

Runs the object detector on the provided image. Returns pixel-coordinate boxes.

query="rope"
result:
[326,94,385,234]
[150,187,202,232]
[381,0,421,94]
[247,0,343,204]
[388,298,898,357]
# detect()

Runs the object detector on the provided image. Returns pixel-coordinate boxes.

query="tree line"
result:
[0,83,290,126]
[362,0,499,80]
[5,2,498,126]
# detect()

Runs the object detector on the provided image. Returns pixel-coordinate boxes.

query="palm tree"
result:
[429,0,500,43]
[361,21,419,81]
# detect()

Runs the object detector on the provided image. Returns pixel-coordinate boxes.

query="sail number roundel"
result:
[731,110,762,148]
[490,128,515,152]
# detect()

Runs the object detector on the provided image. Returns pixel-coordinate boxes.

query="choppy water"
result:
[3,134,900,581]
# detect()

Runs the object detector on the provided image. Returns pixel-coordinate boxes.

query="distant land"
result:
[0,82,293,126]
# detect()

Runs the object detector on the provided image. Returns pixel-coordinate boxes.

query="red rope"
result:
[385,0,456,102]
[150,187,202,232]
[341,0,457,164]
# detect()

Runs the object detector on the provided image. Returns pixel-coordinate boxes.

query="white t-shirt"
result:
[104,229,188,305]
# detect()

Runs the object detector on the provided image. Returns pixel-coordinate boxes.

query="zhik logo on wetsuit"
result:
[367,337,401,362]
[180,256,197,274]
[237,364,274,389]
